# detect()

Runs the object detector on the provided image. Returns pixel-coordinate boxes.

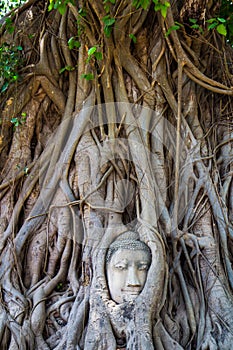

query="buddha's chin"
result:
[122,292,140,303]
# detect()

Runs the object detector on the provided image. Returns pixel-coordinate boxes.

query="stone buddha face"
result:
[106,231,151,304]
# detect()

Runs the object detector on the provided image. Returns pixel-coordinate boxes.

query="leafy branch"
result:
[132,0,170,18]
[11,112,27,129]
[102,15,116,37]
[103,0,116,13]
[87,46,103,62]
[0,0,26,18]
[0,43,23,93]
[166,17,228,38]
[48,0,74,15]
[207,17,227,36]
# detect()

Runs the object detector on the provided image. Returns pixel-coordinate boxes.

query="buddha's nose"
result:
[126,266,141,287]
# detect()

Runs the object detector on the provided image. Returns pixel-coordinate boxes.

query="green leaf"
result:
[191,24,203,33]
[166,24,180,37]
[78,8,87,17]
[6,25,15,34]
[208,22,218,30]
[217,17,226,23]
[206,18,216,24]
[161,5,168,18]
[81,73,94,80]
[48,0,74,15]
[11,117,20,127]
[68,37,80,50]
[140,0,150,10]
[189,18,197,24]
[217,23,227,36]
[94,52,103,60]
[129,33,137,43]
[56,282,63,290]
[102,16,115,27]
[154,4,161,12]
[59,67,66,74]
[133,0,150,10]
[102,15,116,37]
[55,3,67,15]
[12,74,19,81]
[191,24,200,29]
[48,0,54,11]
[59,65,74,74]
[1,82,9,93]
[103,0,116,3]
[88,46,97,56]
[104,4,110,13]
[104,26,111,37]
[87,46,101,62]
[132,0,139,8]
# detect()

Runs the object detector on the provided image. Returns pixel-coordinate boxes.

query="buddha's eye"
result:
[115,264,127,270]
[138,264,149,271]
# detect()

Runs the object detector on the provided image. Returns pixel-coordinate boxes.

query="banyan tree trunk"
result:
[0,0,233,349]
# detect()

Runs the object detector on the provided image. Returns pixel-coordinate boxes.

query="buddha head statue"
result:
[105,231,151,304]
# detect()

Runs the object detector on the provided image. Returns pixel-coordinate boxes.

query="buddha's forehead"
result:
[110,248,151,263]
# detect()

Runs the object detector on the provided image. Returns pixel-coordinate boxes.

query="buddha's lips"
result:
[121,289,141,294]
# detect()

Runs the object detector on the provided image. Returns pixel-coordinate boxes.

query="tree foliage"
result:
[0,0,26,18]
[0,0,233,349]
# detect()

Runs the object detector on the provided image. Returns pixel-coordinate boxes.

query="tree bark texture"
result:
[0,0,233,349]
